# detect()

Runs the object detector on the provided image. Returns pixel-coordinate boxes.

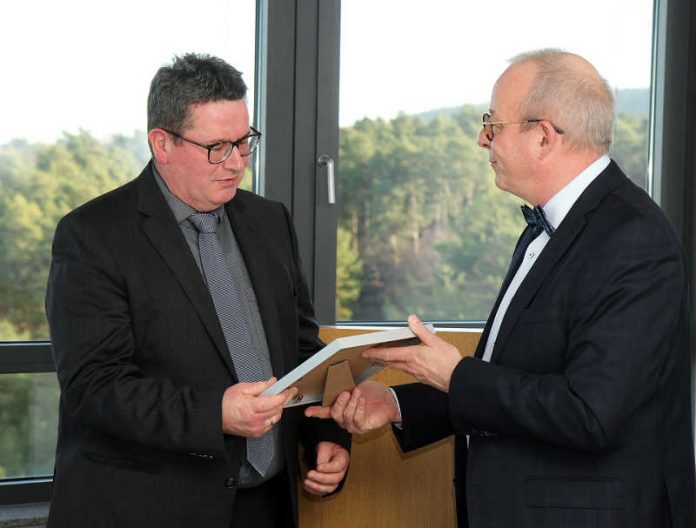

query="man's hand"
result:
[303,441,350,496]
[364,314,462,392]
[305,381,400,434]
[221,378,297,437]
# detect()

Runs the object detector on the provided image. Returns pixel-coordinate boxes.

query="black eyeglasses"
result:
[164,126,262,164]
[481,112,564,142]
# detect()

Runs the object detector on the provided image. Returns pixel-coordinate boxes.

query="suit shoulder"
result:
[578,163,676,242]
[60,176,139,229]
[605,175,678,240]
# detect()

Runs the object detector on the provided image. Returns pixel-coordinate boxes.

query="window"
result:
[0,0,256,488]
[0,374,57,480]
[0,0,694,509]
[336,0,655,323]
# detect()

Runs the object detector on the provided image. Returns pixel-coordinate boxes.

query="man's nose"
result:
[477,128,491,149]
[223,146,245,169]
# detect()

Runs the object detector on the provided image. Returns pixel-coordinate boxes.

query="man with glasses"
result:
[308,49,695,527]
[46,53,350,528]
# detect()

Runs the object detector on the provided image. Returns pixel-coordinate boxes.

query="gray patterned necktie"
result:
[189,212,275,476]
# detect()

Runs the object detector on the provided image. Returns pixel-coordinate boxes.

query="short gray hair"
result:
[510,49,614,153]
[147,53,247,134]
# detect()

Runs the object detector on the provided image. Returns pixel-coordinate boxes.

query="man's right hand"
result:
[304,381,401,435]
[221,379,297,437]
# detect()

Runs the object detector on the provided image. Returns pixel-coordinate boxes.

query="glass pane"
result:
[0,373,59,479]
[0,0,257,341]
[337,0,654,322]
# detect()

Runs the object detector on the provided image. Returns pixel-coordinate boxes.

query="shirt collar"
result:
[152,165,225,224]
[541,154,610,230]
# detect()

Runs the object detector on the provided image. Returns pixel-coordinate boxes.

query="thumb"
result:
[315,442,332,465]
[408,314,436,345]
[242,377,277,396]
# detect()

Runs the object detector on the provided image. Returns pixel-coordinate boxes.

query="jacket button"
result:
[225,477,237,489]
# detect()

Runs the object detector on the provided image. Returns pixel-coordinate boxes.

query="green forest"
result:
[0,103,648,478]
[335,106,648,321]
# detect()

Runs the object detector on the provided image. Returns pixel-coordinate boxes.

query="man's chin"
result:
[221,187,238,202]
[209,184,238,207]
[494,173,506,191]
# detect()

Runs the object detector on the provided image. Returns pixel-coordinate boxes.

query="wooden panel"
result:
[299,327,480,527]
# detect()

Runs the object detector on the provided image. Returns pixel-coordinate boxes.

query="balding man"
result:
[308,49,696,527]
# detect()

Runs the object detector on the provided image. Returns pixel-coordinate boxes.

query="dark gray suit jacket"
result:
[46,162,349,527]
[394,161,696,528]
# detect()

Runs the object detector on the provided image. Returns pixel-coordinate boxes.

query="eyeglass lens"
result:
[209,134,260,163]
[482,113,494,141]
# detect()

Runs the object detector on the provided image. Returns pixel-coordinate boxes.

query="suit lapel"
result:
[474,227,530,359]
[490,162,626,363]
[135,165,237,378]
[225,197,287,377]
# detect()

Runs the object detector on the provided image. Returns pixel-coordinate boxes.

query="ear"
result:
[537,120,561,160]
[148,129,171,164]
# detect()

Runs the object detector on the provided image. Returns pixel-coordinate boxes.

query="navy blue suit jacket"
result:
[394,161,696,528]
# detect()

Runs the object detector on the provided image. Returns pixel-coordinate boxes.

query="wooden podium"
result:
[298,327,480,528]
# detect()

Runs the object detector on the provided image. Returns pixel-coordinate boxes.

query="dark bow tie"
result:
[521,204,555,237]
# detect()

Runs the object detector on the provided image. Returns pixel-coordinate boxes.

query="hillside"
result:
[418,88,650,121]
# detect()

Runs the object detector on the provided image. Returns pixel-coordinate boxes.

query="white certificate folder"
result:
[261,325,434,407]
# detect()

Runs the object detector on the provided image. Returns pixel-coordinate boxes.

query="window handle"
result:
[317,155,335,204]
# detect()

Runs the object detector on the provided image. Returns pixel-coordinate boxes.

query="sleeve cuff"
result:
[387,387,404,429]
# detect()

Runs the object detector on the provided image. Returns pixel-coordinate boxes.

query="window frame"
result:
[261,0,340,324]
[0,343,54,505]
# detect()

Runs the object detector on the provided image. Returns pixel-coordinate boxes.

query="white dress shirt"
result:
[481,155,611,362]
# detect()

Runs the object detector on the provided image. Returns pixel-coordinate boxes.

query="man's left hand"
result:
[303,441,350,496]
[363,314,462,392]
